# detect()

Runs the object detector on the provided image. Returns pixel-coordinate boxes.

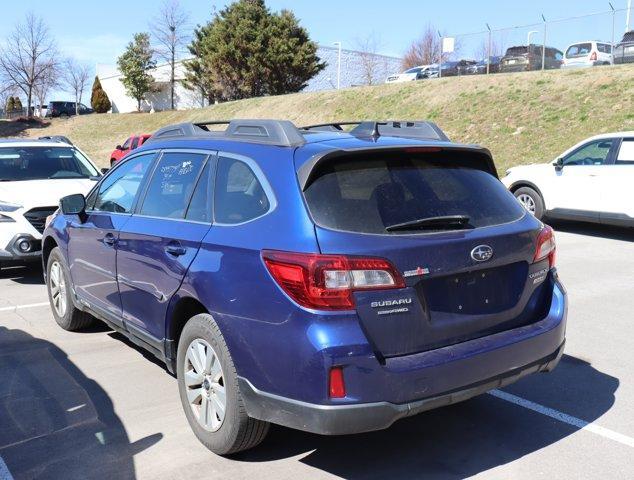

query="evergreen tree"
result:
[90,76,112,113]
[6,97,15,113]
[183,0,324,101]
[13,97,23,112]
[117,33,156,111]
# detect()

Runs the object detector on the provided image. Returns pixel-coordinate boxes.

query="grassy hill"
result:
[5,64,634,171]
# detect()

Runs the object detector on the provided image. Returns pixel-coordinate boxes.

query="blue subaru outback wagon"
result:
[42,120,567,454]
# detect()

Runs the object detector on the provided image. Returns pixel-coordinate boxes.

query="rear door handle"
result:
[165,242,187,256]
[103,233,117,247]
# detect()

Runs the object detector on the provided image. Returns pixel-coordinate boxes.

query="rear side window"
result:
[566,43,591,57]
[214,156,270,224]
[303,153,525,234]
[139,152,207,219]
[598,43,612,53]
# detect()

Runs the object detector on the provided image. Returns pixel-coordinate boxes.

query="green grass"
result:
[4,64,633,171]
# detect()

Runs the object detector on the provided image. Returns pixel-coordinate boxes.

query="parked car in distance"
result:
[613,30,634,64]
[499,45,563,72]
[502,132,634,226]
[0,138,100,271]
[385,65,430,83]
[455,59,478,75]
[464,56,502,74]
[562,41,612,68]
[110,134,152,166]
[43,118,567,455]
[47,101,93,118]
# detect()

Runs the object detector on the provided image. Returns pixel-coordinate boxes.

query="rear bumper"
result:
[241,278,567,435]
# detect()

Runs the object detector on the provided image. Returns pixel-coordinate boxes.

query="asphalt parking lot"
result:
[0,221,633,480]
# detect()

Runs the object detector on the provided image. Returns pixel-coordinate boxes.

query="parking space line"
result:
[490,389,634,448]
[0,302,49,313]
[0,455,14,480]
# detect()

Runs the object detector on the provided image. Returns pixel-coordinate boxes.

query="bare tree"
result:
[474,37,504,60]
[402,25,462,70]
[0,13,58,118]
[34,65,59,117]
[151,0,189,110]
[356,33,383,85]
[61,59,91,115]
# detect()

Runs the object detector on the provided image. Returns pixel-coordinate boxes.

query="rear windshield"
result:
[304,153,525,234]
[0,146,98,181]
[566,43,592,58]
[505,46,528,56]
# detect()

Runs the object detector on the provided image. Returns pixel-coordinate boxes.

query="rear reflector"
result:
[262,250,405,310]
[590,51,597,61]
[329,367,346,398]
[534,225,556,268]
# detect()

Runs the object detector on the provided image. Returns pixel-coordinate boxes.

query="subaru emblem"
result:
[471,245,493,262]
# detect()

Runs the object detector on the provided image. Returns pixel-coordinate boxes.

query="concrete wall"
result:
[97,46,402,114]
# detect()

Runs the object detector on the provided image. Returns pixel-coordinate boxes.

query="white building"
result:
[97,46,402,113]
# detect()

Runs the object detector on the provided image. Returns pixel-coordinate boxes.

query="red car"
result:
[110,134,152,166]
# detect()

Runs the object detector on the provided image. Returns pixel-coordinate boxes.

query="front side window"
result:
[185,162,213,222]
[616,140,634,165]
[563,140,613,166]
[214,156,270,224]
[93,154,154,213]
[0,146,98,181]
[122,138,131,150]
[131,137,139,149]
[304,153,525,234]
[139,152,206,219]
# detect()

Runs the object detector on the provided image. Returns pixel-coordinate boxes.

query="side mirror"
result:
[115,145,122,150]
[60,193,86,221]
[553,157,564,171]
[101,167,110,174]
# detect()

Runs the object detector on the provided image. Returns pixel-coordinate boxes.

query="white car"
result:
[385,65,433,83]
[562,41,612,68]
[0,139,101,270]
[502,132,634,226]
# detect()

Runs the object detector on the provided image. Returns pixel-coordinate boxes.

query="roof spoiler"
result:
[301,120,450,142]
[145,119,306,147]
[297,144,497,191]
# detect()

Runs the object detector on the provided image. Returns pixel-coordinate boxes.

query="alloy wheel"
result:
[49,261,67,317]
[517,193,536,214]
[184,338,226,432]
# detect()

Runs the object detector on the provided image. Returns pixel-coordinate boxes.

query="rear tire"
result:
[514,186,545,220]
[177,313,269,455]
[46,247,94,331]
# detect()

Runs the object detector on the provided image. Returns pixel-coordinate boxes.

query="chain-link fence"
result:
[432,5,632,77]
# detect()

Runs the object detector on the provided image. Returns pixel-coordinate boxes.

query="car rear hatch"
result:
[300,146,554,358]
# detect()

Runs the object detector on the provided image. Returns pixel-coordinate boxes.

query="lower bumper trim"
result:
[238,341,564,436]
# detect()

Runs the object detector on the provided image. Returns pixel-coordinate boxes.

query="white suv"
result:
[562,41,613,68]
[502,133,634,227]
[0,139,100,270]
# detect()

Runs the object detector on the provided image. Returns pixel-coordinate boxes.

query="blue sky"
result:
[1,0,632,102]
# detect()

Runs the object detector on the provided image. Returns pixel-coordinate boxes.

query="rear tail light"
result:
[329,367,346,398]
[534,225,556,268]
[262,250,405,310]
[590,51,597,61]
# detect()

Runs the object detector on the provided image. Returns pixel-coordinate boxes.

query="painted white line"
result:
[0,302,49,313]
[0,455,14,480]
[490,389,634,448]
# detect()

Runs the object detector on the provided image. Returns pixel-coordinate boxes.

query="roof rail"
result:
[146,119,306,147]
[301,120,450,142]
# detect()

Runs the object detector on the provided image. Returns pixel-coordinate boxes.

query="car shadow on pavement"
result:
[235,354,619,479]
[0,326,162,480]
[0,263,45,285]
[549,220,634,242]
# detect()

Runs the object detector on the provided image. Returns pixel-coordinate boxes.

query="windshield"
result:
[304,153,525,234]
[0,146,98,181]
[404,67,422,74]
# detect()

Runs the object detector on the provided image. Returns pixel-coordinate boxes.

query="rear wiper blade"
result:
[385,215,471,232]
